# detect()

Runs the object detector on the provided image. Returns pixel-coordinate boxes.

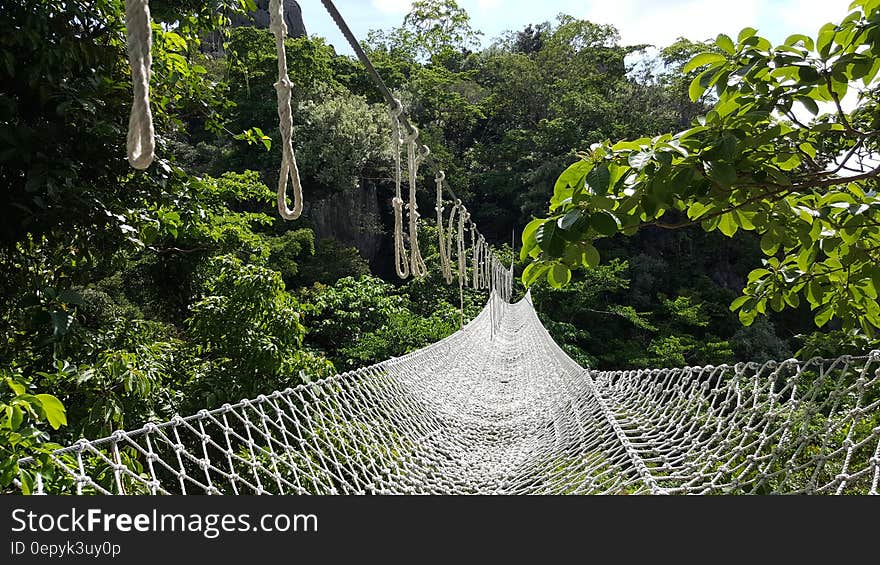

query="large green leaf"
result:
[35,394,66,430]
[536,222,564,258]
[522,262,550,287]
[520,218,546,261]
[683,52,727,73]
[548,264,571,288]
[590,211,619,236]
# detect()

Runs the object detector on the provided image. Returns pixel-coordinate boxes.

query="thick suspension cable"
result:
[317,0,500,268]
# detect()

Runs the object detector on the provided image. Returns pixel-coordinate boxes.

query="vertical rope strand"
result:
[436,172,455,284]
[457,207,469,328]
[405,128,428,278]
[124,0,154,169]
[389,99,409,279]
[270,0,304,220]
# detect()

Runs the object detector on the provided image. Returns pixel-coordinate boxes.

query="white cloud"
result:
[372,0,412,15]
[579,0,762,47]
[356,1,856,48]
[767,0,852,37]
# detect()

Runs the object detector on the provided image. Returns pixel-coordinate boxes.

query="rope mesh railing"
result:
[19,293,880,495]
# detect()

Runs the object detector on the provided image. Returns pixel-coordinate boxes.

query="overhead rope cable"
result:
[317,0,492,243]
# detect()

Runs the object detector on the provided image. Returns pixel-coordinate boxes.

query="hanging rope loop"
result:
[125,0,154,170]
[456,205,468,327]
[436,171,455,284]
[270,0,304,220]
[389,99,409,278]
[405,126,427,278]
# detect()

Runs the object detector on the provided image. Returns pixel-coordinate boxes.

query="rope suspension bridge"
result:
[21,1,878,495]
[20,292,880,495]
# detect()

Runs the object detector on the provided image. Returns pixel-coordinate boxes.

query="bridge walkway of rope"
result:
[22,292,880,495]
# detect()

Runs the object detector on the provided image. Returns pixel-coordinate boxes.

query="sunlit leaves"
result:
[234,127,272,151]
[683,52,727,73]
[522,1,880,334]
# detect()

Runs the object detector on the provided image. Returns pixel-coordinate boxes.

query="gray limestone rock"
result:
[231,0,307,38]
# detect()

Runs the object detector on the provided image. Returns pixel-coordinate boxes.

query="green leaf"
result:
[807,280,825,305]
[583,244,600,267]
[730,295,750,311]
[57,289,84,305]
[683,52,727,73]
[718,213,739,237]
[590,211,619,236]
[863,58,880,86]
[738,307,757,326]
[797,245,817,272]
[7,379,25,396]
[559,210,583,230]
[814,305,834,328]
[35,394,66,430]
[520,218,544,260]
[687,201,712,221]
[9,405,23,430]
[798,142,817,159]
[689,70,711,101]
[784,34,814,50]
[628,150,654,170]
[554,161,590,195]
[797,66,820,83]
[798,96,819,115]
[737,27,758,43]
[522,262,549,287]
[760,231,780,255]
[548,264,572,288]
[536,222,564,258]
[708,161,736,185]
[585,163,611,194]
[716,33,735,55]
[817,23,836,57]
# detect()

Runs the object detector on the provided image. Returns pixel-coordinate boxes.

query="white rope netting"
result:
[21,292,880,495]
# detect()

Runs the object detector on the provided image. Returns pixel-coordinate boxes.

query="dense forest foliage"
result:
[2,0,878,489]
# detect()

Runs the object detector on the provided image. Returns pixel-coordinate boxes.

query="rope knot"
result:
[404,124,420,144]
[389,97,403,118]
[274,76,293,92]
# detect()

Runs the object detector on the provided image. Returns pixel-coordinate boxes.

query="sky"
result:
[300,0,855,55]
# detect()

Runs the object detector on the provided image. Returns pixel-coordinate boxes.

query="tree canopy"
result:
[522,0,880,337]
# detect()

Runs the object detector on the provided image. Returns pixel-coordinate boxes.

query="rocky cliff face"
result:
[230,0,307,37]
[202,0,306,54]
[207,2,389,266]
[306,182,386,264]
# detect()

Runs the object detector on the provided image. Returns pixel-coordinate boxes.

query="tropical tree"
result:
[367,0,482,61]
[522,0,880,337]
